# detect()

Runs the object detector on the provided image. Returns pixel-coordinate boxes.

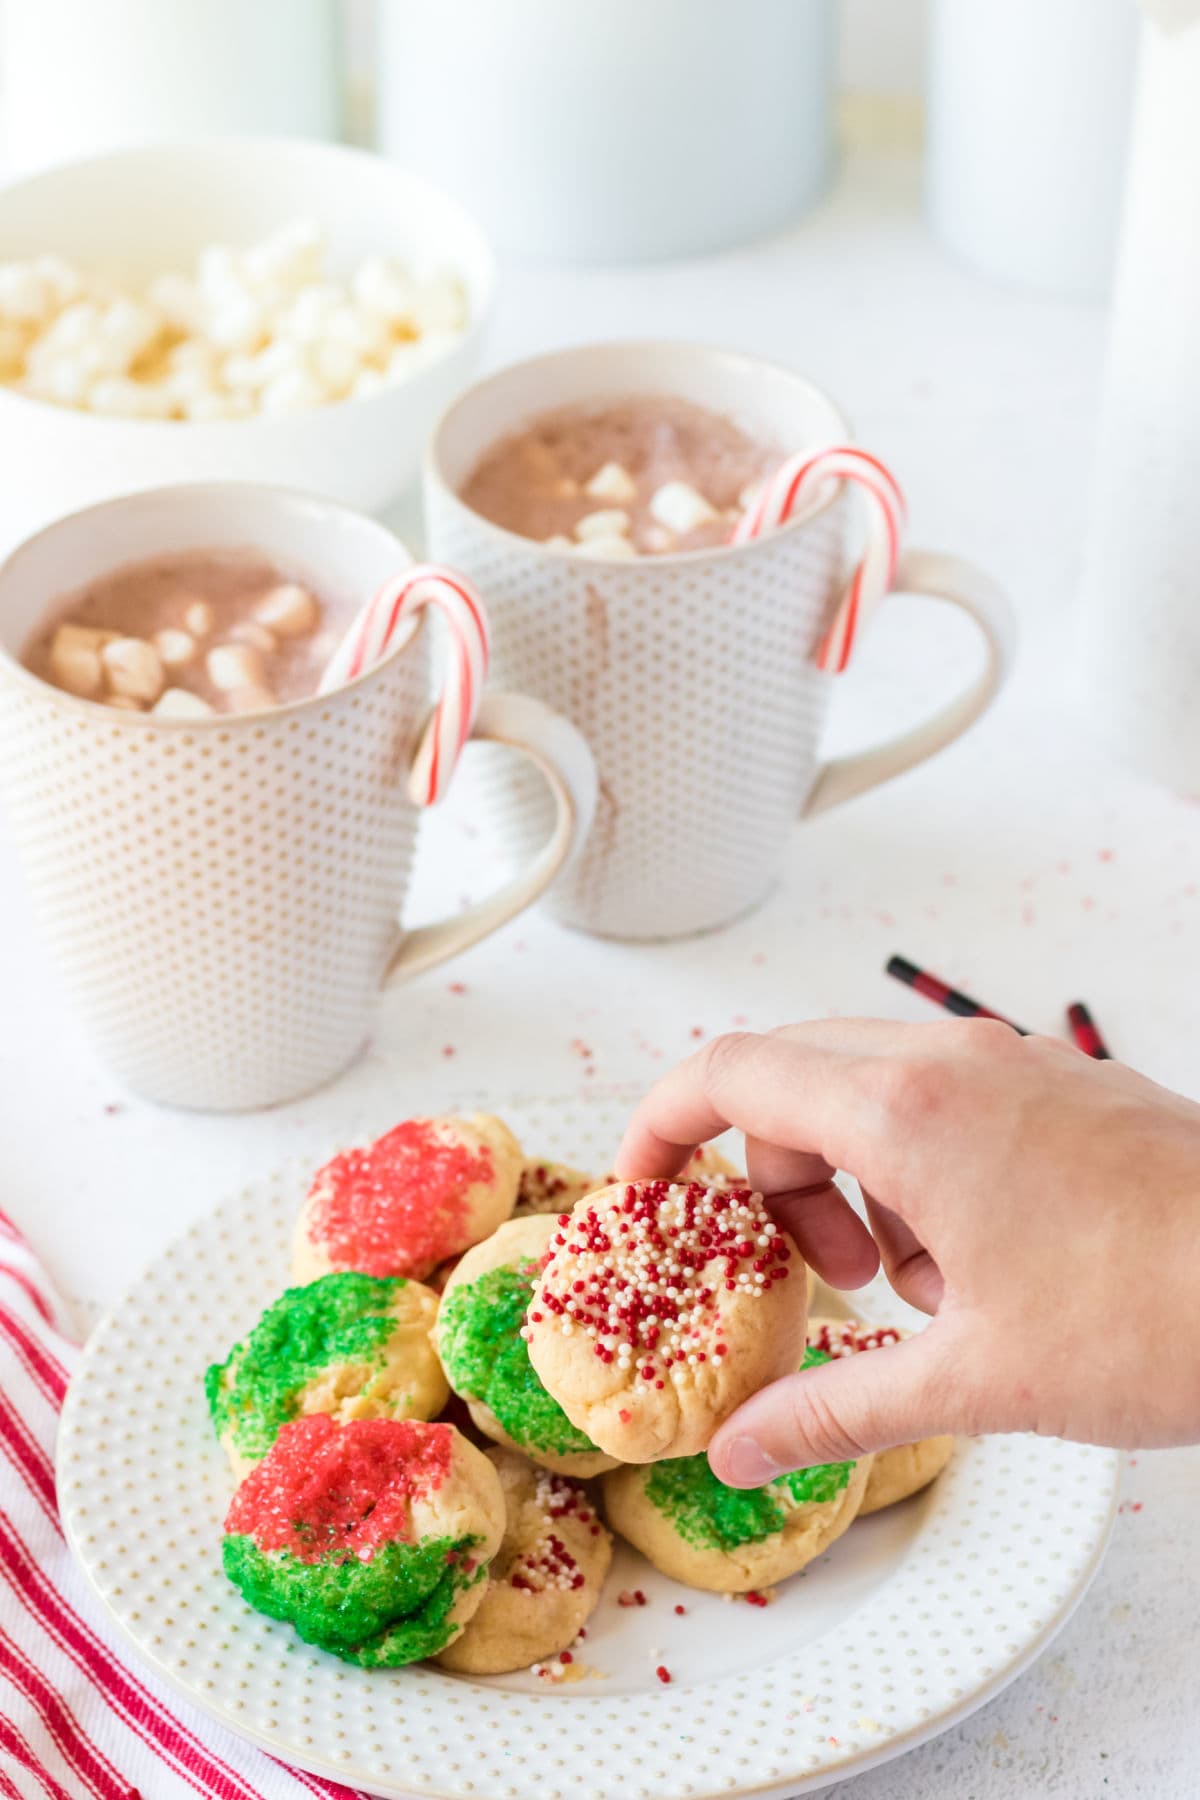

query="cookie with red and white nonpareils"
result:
[524,1180,809,1463]
[807,1317,955,1515]
[293,1114,523,1285]
[512,1156,599,1218]
[433,1448,612,1674]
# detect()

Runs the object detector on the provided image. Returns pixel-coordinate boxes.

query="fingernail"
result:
[720,1435,783,1487]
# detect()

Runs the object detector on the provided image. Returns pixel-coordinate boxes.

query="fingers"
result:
[615,1022,909,1184]
[863,1193,944,1314]
[750,1169,880,1290]
[708,1324,965,1482]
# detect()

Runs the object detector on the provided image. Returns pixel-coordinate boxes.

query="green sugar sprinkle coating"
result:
[205,1272,406,1461]
[222,1530,481,1665]
[438,1260,599,1458]
[644,1455,855,1551]
[642,1343,852,1551]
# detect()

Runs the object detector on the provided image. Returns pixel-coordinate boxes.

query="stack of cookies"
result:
[204,1113,953,1675]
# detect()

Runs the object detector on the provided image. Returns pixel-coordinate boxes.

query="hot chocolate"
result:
[459,395,781,558]
[23,548,338,717]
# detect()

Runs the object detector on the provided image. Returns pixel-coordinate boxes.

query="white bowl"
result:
[0,138,495,543]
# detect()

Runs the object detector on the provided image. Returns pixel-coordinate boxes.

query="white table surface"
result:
[1,145,1197,1799]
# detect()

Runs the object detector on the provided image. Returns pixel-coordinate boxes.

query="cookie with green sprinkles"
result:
[205,1271,448,1483]
[807,1317,955,1515]
[435,1216,619,1478]
[602,1412,872,1594]
[221,1414,505,1665]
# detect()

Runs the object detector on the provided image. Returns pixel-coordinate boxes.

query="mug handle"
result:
[383,690,597,985]
[802,548,1016,817]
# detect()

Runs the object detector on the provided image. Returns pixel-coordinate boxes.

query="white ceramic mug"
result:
[426,343,1016,940]
[0,484,596,1109]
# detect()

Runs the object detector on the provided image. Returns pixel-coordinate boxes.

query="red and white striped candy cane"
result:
[319,562,491,805]
[731,446,907,674]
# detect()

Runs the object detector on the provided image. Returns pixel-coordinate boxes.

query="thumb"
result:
[708,1328,964,1486]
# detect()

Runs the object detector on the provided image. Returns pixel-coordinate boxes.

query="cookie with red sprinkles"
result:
[221,1415,504,1666]
[434,1447,612,1674]
[807,1317,955,1514]
[512,1156,599,1218]
[524,1180,809,1462]
[293,1114,522,1285]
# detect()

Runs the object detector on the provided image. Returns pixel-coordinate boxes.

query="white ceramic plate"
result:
[58,1097,1120,1800]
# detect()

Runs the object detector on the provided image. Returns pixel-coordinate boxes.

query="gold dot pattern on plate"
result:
[0,634,430,1109]
[56,1095,1121,1800]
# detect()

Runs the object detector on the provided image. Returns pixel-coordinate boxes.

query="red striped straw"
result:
[885,955,1030,1035]
[730,445,907,672]
[1066,1002,1112,1060]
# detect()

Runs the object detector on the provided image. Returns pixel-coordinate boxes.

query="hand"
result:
[615,1020,1200,1485]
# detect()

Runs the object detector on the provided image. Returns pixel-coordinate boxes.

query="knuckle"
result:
[869,1056,953,1127]
[699,1031,758,1092]
[787,1375,868,1463]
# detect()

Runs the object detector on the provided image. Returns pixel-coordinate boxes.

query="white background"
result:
[1,6,1197,1799]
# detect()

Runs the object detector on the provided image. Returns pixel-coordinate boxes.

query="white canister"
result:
[926,0,1138,299]
[1078,17,1200,793]
[1,0,343,175]
[377,0,835,263]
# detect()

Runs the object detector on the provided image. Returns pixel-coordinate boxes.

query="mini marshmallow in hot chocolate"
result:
[101,637,165,705]
[649,481,719,537]
[523,1179,809,1463]
[575,537,637,562]
[153,687,214,720]
[574,509,631,543]
[584,462,638,505]
[48,625,106,698]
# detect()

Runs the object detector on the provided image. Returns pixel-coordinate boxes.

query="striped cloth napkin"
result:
[0,1205,385,1800]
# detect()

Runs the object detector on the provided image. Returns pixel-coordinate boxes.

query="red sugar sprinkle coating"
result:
[224,1416,453,1564]
[655,1665,672,1684]
[527,1181,789,1387]
[745,1591,768,1608]
[810,1320,903,1358]
[673,1604,686,1615]
[305,1119,495,1278]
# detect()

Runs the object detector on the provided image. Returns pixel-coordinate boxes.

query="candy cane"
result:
[319,562,491,805]
[731,447,907,674]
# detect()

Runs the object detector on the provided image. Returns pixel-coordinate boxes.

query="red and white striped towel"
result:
[0,1207,395,1800]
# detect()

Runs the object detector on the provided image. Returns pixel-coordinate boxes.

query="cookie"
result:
[603,1438,871,1593]
[512,1157,598,1218]
[434,1448,612,1674]
[221,1415,505,1665]
[807,1317,955,1514]
[525,1181,809,1463]
[205,1271,447,1483]
[435,1217,617,1477]
[680,1145,743,1185]
[293,1114,522,1284]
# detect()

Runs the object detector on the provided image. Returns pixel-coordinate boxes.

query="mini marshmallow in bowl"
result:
[1,221,469,423]
[0,138,495,525]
